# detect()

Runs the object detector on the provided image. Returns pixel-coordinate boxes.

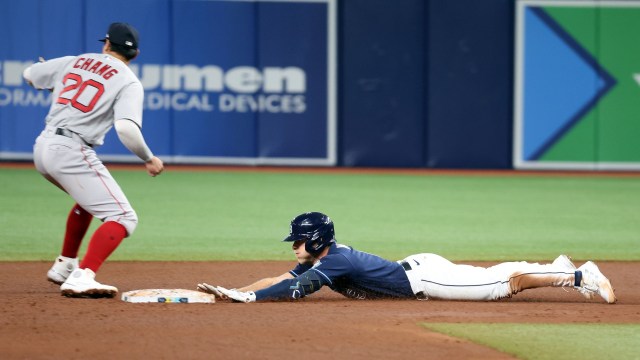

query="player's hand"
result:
[196,283,228,300]
[145,156,164,177]
[215,286,256,303]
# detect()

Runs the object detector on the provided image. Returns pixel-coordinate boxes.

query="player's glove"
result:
[196,283,228,299]
[215,286,256,303]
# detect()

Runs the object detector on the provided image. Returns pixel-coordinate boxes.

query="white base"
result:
[121,289,216,303]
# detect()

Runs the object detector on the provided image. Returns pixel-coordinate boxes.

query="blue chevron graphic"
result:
[523,7,616,161]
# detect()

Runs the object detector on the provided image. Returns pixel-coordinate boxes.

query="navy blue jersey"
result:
[255,243,414,301]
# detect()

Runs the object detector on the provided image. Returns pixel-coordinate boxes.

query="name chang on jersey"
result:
[1,60,307,113]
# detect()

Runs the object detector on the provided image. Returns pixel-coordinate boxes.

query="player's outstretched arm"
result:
[237,273,294,293]
[114,119,164,177]
[22,56,67,91]
[196,272,293,300]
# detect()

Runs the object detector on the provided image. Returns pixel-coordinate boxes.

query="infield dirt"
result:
[1,261,638,359]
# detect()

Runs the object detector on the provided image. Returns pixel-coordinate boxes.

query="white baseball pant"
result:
[400,253,576,300]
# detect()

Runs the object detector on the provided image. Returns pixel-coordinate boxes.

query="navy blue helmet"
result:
[283,212,335,256]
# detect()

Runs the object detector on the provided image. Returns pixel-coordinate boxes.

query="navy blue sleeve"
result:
[254,269,330,301]
[309,253,353,285]
[289,262,312,277]
[255,254,353,301]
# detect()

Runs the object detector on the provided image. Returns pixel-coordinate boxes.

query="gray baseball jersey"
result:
[27,53,145,236]
[27,53,143,146]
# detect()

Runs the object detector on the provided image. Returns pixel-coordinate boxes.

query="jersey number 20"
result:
[56,73,105,113]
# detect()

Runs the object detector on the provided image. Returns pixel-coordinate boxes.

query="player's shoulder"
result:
[332,243,354,254]
[57,55,79,62]
[38,55,78,69]
[106,55,139,78]
[120,63,142,88]
[332,243,385,263]
[323,243,356,262]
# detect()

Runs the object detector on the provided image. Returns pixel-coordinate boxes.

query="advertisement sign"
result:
[0,0,336,165]
[514,0,640,170]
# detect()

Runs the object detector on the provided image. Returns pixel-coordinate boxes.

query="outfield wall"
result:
[0,0,337,166]
[0,0,637,169]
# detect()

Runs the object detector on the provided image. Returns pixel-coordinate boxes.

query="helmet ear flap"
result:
[284,212,335,256]
[305,239,321,254]
[304,222,335,256]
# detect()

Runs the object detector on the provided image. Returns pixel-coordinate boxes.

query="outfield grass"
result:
[1,167,639,261]
[423,323,640,359]
[2,166,638,357]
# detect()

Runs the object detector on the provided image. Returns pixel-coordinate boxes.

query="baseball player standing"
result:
[198,212,616,304]
[23,22,164,298]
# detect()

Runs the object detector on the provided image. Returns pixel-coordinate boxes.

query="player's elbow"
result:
[22,67,34,87]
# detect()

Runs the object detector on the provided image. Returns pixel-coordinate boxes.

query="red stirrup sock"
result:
[80,221,127,273]
[61,204,93,259]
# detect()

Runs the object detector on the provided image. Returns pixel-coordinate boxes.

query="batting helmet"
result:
[283,212,335,256]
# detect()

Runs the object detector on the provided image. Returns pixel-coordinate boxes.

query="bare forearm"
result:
[238,273,292,292]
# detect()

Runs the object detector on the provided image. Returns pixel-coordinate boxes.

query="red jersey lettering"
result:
[103,69,118,80]
[96,64,112,77]
[88,61,102,73]
[80,58,93,71]
[73,58,85,69]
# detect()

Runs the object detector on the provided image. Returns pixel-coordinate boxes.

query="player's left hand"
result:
[215,286,256,303]
[196,283,228,300]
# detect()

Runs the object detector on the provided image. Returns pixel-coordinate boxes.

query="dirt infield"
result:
[1,261,638,359]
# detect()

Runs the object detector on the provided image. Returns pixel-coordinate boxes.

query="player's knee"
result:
[108,210,138,237]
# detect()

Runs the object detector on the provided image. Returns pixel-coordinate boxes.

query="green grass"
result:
[3,166,636,358]
[423,323,640,359]
[1,167,639,261]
